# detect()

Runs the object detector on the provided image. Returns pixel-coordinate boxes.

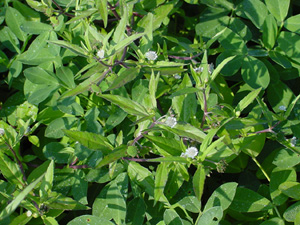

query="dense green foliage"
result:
[1,0,300,224]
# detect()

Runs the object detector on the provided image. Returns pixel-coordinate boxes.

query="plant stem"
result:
[251,157,270,182]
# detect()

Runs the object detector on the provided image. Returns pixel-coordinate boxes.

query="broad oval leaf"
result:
[265,0,290,22]
[24,67,59,85]
[241,57,270,89]
[279,181,300,200]
[242,0,269,29]
[204,182,238,211]
[284,14,300,34]
[67,215,114,225]
[230,187,273,212]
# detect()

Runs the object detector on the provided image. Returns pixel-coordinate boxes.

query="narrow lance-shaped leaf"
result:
[61,70,109,99]
[193,164,206,201]
[100,94,150,117]
[95,145,127,169]
[48,40,89,57]
[210,56,236,82]
[39,160,54,202]
[0,173,45,220]
[107,67,140,91]
[63,130,113,154]
[95,0,108,28]
[154,162,169,203]
[0,153,25,188]
[235,88,262,117]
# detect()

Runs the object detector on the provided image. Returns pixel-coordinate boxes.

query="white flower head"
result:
[279,105,287,111]
[174,74,181,79]
[291,136,297,147]
[181,147,198,159]
[26,210,32,217]
[208,63,214,74]
[97,49,105,59]
[165,117,177,128]
[193,66,203,73]
[145,51,158,61]
[0,128,4,135]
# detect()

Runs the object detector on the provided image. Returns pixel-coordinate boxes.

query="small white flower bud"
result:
[26,210,32,217]
[279,105,287,111]
[165,117,177,128]
[208,63,214,74]
[0,128,4,135]
[145,51,158,60]
[174,74,181,79]
[291,136,297,147]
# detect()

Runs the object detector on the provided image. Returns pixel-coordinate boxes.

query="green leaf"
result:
[95,145,127,169]
[163,209,183,225]
[20,21,52,34]
[241,56,270,89]
[269,51,292,69]
[57,97,84,116]
[196,16,230,39]
[273,148,300,168]
[177,196,201,213]
[100,94,150,117]
[230,187,273,212]
[43,142,74,164]
[242,0,269,29]
[260,218,285,225]
[218,28,247,54]
[126,198,146,225]
[108,67,140,91]
[193,165,206,201]
[279,181,300,200]
[262,14,277,50]
[0,26,20,53]
[216,51,243,76]
[5,7,27,41]
[265,0,290,22]
[0,153,25,188]
[204,182,238,211]
[45,192,90,210]
[270,167,297,205]
[61,69,106,99]
[63,130,113,153]
[92,182,126,223]
[144,135,182,156]
[210,56,236,81]
[110,33,145,54]
[56,67,76,89]
[45,117,78,139]
[154,162,169,203]
[24,67,59,85]
[39,160,54,202]
[127,161,155,198]
[277,31,300,64]
[169,87,200,98]
[48,40,89,57]
[267,80,295,112]
[67,215,115,225]
[284,14,300,34]
[235,87,262,116]
[95,0,108,28]
[158,123,206,143]
[196,206,223,225]
[0,173,44,220]
[283,201,300,222]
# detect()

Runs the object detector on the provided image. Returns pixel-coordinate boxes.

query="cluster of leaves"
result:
[1,0,300,224]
